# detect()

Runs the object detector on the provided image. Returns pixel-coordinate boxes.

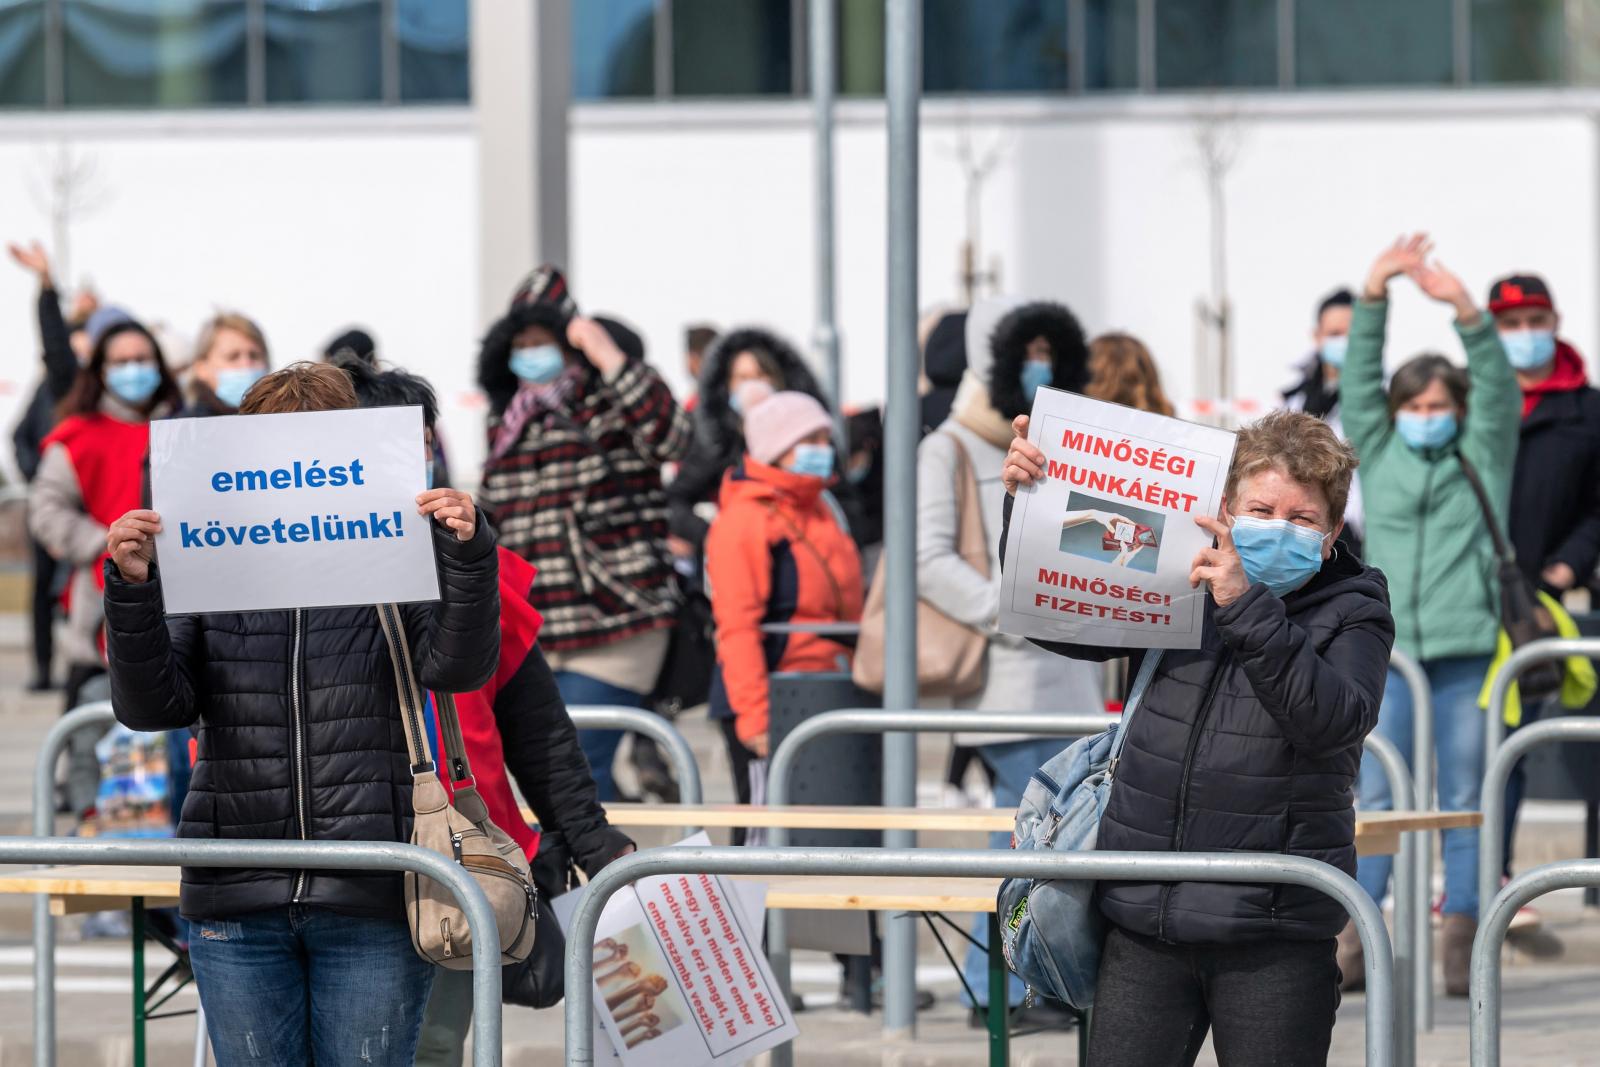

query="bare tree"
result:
[944,121,1009,306]
[28,142,111,294]
[1191,109,1244,427]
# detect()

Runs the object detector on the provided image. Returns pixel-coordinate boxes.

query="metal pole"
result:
[31,702,115,1067]
[8,837,503,1067]
[1389,648,1435,1032]
[1478,717,1600,923]
[1470,859,1600,1066]
[765,709,1112,1028]
[1365,733,1415,1067]
[566,847,1395,1067]
[566,705,703,806]
[882,0,923,1040]
[810,0,842,435]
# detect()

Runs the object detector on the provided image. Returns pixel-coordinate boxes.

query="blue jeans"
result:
[188,906,434,1066]
[1356,655,1491,917]
[962,737,1069,1008]
[553,670,649,802]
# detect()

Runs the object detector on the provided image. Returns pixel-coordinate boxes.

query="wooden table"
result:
[600,803,1481,857]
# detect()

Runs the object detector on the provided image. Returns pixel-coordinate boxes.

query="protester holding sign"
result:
[99,362,501,1066]
[917,297,1100,1027]
[478,266,691,800]
[1340,234,1520,996]
[1001,409,1394,1066]
[29,318,184,816]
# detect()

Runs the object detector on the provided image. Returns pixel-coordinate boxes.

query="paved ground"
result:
[3,610,1600,1064]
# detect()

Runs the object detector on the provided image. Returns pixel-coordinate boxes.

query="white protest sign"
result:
[554,833,794,1067]
[998,388,1237,650]
[149,407,440,614]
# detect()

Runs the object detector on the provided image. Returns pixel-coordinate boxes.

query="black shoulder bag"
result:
[1457,455,1563,702]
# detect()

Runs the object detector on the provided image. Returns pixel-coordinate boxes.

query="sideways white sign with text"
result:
[149,407,439,614]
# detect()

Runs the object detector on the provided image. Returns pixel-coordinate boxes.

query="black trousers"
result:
[716,717,760,847]
[1086,927,1340,1067]
[29,536,58,683]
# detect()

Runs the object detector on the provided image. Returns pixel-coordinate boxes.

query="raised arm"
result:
[101,510,204,731]
[568,317,692,465]
[1344,236,1432,458]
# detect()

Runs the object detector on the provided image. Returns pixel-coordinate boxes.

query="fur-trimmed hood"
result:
[968,298,1091,420]
[694,326,827,455]
[476,306,646,416]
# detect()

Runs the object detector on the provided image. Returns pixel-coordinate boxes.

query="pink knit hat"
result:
[744,391,832,465]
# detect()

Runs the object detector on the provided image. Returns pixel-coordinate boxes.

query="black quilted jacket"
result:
[1001,496,1395,943]
[102,514,500,921]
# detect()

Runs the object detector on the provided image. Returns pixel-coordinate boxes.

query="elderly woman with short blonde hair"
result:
[1002,408,1396,1067]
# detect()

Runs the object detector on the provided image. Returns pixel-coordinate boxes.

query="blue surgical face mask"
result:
[105,362,161,406]
[1320,335,1349,369]
[1499,328,1556,371]
[1230,514,1328,597]
[509,344,565,384]
[214,367,266,410]
[1021,361,1053,404]
[787,443,834,480]
[1395,411,1458,451]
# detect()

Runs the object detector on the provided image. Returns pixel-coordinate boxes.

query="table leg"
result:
[132,897,147,1067]
[986,913,1008,1067]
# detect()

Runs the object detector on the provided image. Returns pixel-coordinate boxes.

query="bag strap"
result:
[936,430,989,577]
[1109,650,1164,769]
[1456,454,1516,566]
[376,603,474,782]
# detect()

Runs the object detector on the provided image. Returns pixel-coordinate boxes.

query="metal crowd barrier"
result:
[1483,638,1600,763]
[764,704,1112,1054]
[7,836,502,1067]
[1470,858,1600,1066]
[563,846,1397,1067]
[1478,717,1600,924]
[1363,732,1418,1067]
[1387,648,1437,1032]
[567,704,704,806]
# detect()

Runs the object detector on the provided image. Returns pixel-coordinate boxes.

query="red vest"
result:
[435,547,546,860]
[42,413,150,598]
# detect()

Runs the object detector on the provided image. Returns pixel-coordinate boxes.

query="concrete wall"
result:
[1,89,1596,488]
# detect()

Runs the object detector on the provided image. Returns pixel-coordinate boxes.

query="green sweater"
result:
[1341,299,1520,661]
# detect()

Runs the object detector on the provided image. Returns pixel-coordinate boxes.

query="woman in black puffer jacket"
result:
[1001,410,1394,1067]
[102,363,500,1067]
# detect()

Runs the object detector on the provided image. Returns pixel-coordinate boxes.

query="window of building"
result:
[574,0,655,100]
[1294,0,1453,87]
[0,0,46,107]
[672,0,793,96]
[63,0,248,108]
[1472,0,1565,83]
[1084,0,1139,91]
[398,0,469,102]
[264,0,382,104]
[924,0,1068,93]
[1155,0,1277,90]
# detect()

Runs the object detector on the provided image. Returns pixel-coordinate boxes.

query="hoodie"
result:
[920,311,968,437]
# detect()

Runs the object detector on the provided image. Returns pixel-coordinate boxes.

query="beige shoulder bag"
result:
[852,431,989,698]
[376,603,538,969]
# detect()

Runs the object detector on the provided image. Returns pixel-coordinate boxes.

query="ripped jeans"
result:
[188,905,434,1066]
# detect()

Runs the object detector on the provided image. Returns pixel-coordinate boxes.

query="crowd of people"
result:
[10,227,1600,1064]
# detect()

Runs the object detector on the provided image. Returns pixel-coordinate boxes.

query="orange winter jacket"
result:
[705,458,864,744]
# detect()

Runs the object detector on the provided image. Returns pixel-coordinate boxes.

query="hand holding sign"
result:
[107,509,162,584]
[1003,415,1047,496]
[1189,513,1249,608]
[417,487,476,542]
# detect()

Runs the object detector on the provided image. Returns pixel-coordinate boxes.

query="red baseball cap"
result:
[1487,274,1555,314]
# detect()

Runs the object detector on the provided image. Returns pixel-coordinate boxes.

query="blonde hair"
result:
[1086,333,1174,417]
[1226,410,1359,522]
[192,312,268,366]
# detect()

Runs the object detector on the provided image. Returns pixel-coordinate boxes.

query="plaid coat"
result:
[481,360,691,652]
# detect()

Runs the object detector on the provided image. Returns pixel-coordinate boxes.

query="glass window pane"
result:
[574,0,655,99]
[1155,0,1276,90]
[265,0,381,104]
[63,0,247,108]
[0,0,45,107]
[924,0,1067,93]
[398,0,468,101]
[1085,0,1138,90]
[1294,0,1452,87]
[1472,0,1564,84]
[672,0,791,96]
[838,0,883,96]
